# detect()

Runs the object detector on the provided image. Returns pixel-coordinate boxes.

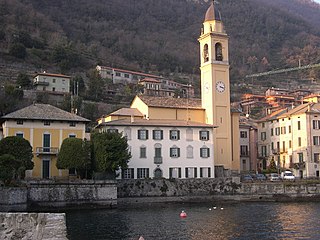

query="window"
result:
[199,130,209,140]
[298,137,301,147]
[288,125,291,133]
[69,134,76,138]
[187,145,193,158]
[275,127,280,136]
[240,145,249,156]
[261,146,267,157]
[261,132,266,141]
[289,140,292,148]
[169,167,181,178]
[170,147,180,158]
[203,44,209,62]
[69,168,76,175]
[69,122,76,127]
[44,121,51,126]
[124,127,132,140]
[43,133,50,152]
[138,129,149,140]
[16,132,24,138]
[262,123,265,128]
[313,120,320,129]
[215,42,223,61]
[314,153,320,163]
[52,79,56,83]
[186,128,193,141]
[200,147,210,158]
[140,146,146,158]
[107,128,118,133]
[281,126,286,134]
[298,121,301,130]
[52,87,55,92]
[298,153,303,163]
[314,136,320,146]
[122,168,134,179]
[153,130,163,140]
[185,167,197,178]
[270,128,274,136]
[282,141,286,152]
[154,144,162,164]
[200,167,211,178]
[115,72,121,77]
[137,168,149,179]
[240,131,247,138]
[17,120,23,125]
[170,130,180,140]
[271,142,274,150]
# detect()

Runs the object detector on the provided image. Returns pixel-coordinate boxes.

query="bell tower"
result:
[199,0,233,170]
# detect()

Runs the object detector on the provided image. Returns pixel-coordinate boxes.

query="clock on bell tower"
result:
[199,0,234,171]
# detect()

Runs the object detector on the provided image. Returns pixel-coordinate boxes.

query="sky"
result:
[314,0,320,3]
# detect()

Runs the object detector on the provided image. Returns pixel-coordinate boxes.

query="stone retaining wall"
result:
[0,213,67,240]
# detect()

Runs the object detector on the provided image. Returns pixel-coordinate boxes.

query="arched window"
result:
[154,168,163,179]
[215,43,223,61]
[203,44,209,62]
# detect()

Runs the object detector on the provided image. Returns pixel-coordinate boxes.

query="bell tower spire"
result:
[199,1,235,171]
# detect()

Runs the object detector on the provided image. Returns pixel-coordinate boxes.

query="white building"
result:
[258,103,320,178]
[97,118,214,179]
[33,72,70,93]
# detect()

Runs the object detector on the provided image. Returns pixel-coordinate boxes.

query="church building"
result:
[96,1,240,179]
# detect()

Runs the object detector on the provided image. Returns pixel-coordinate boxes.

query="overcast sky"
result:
[314,0,320,3]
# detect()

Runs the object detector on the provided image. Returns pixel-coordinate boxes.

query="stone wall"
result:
[118,178,320,202]
[0,213,67,240]
[0,180,117,211]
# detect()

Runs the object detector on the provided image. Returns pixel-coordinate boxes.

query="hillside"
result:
[0,0,319,87]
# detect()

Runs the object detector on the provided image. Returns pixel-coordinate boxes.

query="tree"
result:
[0,136,34,179]
[91,131,131,178]
[16,73,31,89]
[86,69,104,101]
[0,154,20,185]
[57,138,91,178]
[9,43,27,59]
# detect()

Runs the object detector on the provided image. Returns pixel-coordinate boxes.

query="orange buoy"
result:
[180,210,187,218]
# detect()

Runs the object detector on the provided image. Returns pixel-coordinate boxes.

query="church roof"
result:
[137,95,203,110]
[109,108,144,117]
[204,1,222,22]
[1,103,90,122]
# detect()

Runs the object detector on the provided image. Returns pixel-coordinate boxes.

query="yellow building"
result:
[1,103,90,179]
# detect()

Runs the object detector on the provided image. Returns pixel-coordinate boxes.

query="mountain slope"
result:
[0,0,319,83]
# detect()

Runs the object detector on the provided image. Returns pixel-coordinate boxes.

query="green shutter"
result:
[185,168,188,178]
[194,168,197,178]
[178,168,181,178]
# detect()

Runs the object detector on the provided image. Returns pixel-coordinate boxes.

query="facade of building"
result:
[97,119,214,179]
[33,72,71,93]
[257,103,320,178]
[1,104,90,179]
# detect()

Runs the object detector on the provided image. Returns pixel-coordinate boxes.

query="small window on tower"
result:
[203,44,209,62]
[215,43,223,61]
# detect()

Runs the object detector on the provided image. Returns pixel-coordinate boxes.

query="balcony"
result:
[33,81,49,86]
[35,147,59,155]
[293,161,306,170]
[154,157,163,164]
[240,152,249,157]
[272,148,280,154]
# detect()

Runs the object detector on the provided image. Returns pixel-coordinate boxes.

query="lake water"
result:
[66,201,320,240]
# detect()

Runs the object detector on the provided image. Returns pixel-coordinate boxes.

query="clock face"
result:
[216,81,225,93]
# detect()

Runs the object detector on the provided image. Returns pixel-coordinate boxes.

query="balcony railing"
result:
[154,156,163,164]
[35,147,59,155]
[272,148,280,154]
[240,152,249,157]
[33,81,49,86]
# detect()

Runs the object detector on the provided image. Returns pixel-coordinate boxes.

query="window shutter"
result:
[161,130,163,140]
[153,130,155,139]
[199,131,201,140]
[177,131,180,140]
[200,148,203,157]
[178,168,181,178]
[206,131,209,140]
[207,148,210,157]
[131,168,134,179]
[200,168,203,178]
[169,168,172,178]
[146,168,149,178]
[138,130,141,139]
[194,168,197,178]
[208,168,211,178]
[185,168,188,178]
[169,130,172,139]
[146,130,149,139]
[178,148,180,157]
[170,148,173,157]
